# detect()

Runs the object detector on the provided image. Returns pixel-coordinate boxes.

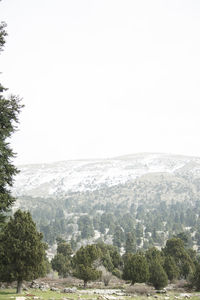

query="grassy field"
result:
[0,289,80,300]
[0,289,76,299]
[1,289,200,300]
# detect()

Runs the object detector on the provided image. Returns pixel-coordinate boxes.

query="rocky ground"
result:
[1,278,200,300]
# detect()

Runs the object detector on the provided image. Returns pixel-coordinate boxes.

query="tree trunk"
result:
[17,280,23,294]
[84,280,87,288]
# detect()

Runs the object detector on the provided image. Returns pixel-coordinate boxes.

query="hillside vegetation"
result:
[12,154,200,252]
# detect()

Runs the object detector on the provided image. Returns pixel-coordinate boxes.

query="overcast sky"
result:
[1,0,200,164]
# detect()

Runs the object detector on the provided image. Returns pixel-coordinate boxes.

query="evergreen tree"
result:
[0,21,23,225]
[57,242,73,257]
[51,242,73,278]
[163,256,179,281]
[125,232,136,254]
[78,215,94,239]
[96,242,123,274]
[190,263,200,291]
[70,237,77,251]
[175,232,193,248]
[145,247,164,266]
[123,253,149,285]
[51,253,71,278]
[0,21,7,52]
[113,225,125,250]
[163,238,194,278]
[149,261,168,290]
[73,244,102,287]
[0,210,47,293]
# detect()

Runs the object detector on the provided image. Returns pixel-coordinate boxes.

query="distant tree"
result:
[70,237,77,251]
[175,232,193,248]
[123,253,149,285]
[113,225,125,249]
[125,232,136,254]
[0,210,47,293]
[51,242,72,278]
[57,242,73,257]
[56,237,66,245]
[51,253,71,278]
[0,21,7,52]
[152,228,162,243]
[0,21,23,225]
[73,244,102,287]
[78,215,94,239]
[136,222,143,238]
[96,242,123,275]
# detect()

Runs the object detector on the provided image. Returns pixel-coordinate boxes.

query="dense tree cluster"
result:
[50,237,200,290]
[21,180,200,250]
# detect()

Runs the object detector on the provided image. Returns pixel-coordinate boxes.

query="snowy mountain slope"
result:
[12,153,200,198]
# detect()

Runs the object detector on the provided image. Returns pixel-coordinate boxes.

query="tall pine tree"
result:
[0,21,23,225]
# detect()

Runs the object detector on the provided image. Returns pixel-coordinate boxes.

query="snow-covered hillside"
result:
[12,153,200,198]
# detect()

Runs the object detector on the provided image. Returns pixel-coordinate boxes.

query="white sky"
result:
[1,0,200,164]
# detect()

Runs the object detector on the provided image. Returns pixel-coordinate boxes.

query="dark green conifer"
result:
[0,210,47,293]
[163,256,179,281]
[0,21,23,225]
[125,232,136,254]
[73,244,102,287]
[51,242,73,277]
[123,253,149,285]
[149,261,168,290]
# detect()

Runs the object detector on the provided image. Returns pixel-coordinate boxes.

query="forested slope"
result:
[12,153,200,251]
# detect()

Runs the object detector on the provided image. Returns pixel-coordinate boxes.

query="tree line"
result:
[51,236,200,290]
[24,184,200,249]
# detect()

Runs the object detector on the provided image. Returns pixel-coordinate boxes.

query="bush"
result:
[125,283,153,295]
[97,265,112,286]
[174,279,188,290]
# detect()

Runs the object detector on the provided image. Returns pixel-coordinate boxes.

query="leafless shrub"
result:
[125,283,153,295]
[175,279,188,289]
[97,266,113,286]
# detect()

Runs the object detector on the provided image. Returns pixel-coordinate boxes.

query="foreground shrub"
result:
[125,283,153,295]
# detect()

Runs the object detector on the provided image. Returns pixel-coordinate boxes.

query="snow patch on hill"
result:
[12,153,200,198]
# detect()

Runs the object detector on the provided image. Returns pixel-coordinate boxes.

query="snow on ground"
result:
[12,153,200,198]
